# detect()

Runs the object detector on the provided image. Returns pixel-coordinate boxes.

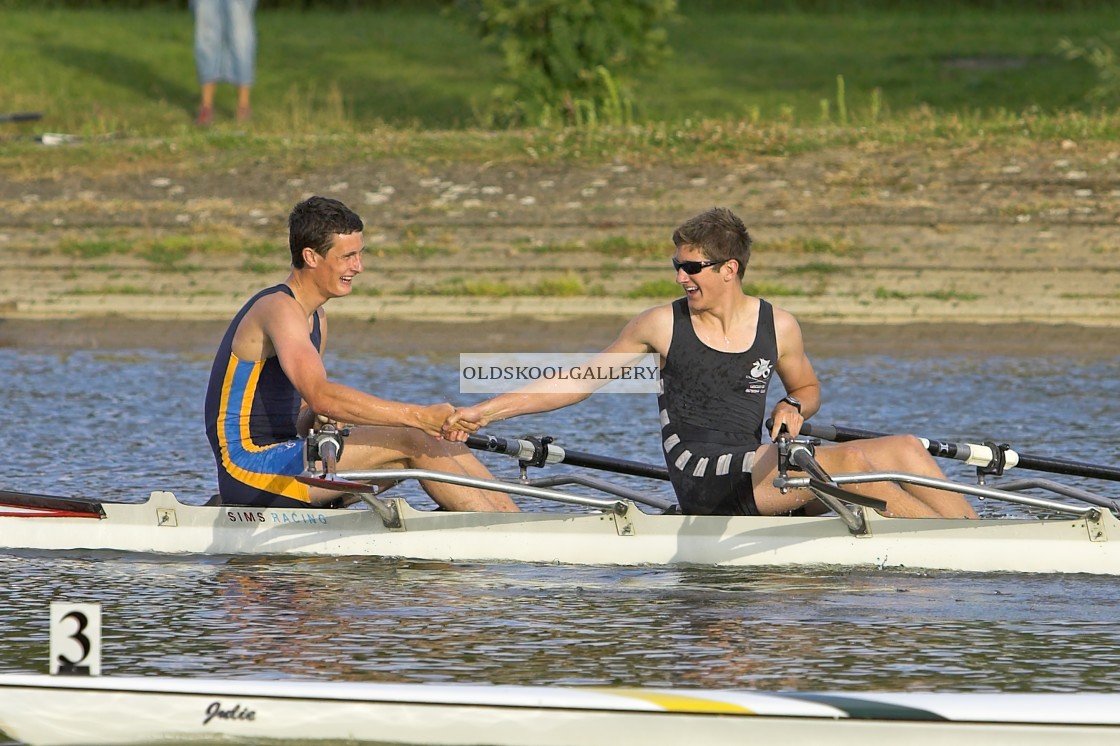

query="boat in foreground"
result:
[1,673,1118,746]
[2,429,1118,575]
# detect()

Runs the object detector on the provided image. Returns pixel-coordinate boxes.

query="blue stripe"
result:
[223,360,304,476]
[222,360,253,458]
[229,439,305,476]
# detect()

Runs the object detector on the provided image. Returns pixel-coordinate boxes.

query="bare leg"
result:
[752,436,977,518]
[196,82,216,125]
[310,426,518,512]
[857,435,978,518]
[752,443,938,517]
[236,85,251,122]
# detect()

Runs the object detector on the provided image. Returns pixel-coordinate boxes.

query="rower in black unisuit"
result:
[657,297,777,515]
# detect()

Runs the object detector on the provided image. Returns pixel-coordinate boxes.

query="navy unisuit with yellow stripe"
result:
[204,284,321,507]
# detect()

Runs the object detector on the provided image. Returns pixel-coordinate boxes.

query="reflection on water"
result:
[1,347,1119,695]
[4,553,1120,693]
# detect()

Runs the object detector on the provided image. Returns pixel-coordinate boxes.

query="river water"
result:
[1,340,1119,704]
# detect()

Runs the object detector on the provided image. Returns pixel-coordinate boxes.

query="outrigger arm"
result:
[773,432,888,535]
[299,427,668,527]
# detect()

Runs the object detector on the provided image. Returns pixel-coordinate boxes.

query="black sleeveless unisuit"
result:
[657,298,778,515]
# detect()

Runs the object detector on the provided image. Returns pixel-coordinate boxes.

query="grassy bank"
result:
[3,5,1120,180]
[1,4,1116,323]
[2,5,1118,135]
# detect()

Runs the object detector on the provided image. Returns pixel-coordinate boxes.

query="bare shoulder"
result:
[614,302,674,355]
[770,303,806,355]
[632,302,674,329]
[770,303,804,334]
[248,289,302,329]
[316,306,329,347]
[234,289,303,358]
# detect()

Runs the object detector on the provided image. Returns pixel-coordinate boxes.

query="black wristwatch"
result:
[780,395,802,413]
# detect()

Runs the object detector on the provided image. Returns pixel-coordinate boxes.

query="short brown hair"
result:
[288,196,364,269]
[672,207,752,279]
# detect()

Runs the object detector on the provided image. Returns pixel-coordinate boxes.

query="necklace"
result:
[704,330,731,347]
[710,328,731,346]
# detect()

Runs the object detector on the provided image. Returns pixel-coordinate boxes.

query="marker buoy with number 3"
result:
[49,602,101,676]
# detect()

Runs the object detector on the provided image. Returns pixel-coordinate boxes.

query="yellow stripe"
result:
[216,355,309,503]
[238,361,265,453]
[587,688,755,714]
[214,355,240,463]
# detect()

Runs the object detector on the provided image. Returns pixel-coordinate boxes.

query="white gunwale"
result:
[0,465,1117,575]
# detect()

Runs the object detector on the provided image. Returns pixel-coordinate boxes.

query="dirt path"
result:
[2,139,1118,354]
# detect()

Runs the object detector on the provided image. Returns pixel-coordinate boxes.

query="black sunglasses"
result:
[673,258,728,275]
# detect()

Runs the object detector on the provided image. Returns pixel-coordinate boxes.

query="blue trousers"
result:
[191,0,258,86]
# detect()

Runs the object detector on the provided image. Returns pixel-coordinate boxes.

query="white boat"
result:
[0,673,1118,746]
[1,472,1118,575]
[3,429,1118,575]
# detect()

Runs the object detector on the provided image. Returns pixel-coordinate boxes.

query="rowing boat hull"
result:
[0,674,1118,746]
[1,491,1117,574]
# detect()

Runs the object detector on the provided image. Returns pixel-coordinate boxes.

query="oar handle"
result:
[793,422,885,443]
[307,425,347,475]
[466,433,670,481]
[792,421,1120,483]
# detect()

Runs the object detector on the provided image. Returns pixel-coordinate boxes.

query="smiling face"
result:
[674,243,736,309]
[305,231,364,299]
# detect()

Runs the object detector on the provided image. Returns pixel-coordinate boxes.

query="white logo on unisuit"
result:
[749,358,772,380]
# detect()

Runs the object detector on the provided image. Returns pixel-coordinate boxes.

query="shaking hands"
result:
[441,404,490,442]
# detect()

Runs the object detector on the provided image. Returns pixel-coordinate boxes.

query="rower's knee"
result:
[887,434,942,472]
[831,443,874,472]
[887,434,924,453]
[396,428,456,457]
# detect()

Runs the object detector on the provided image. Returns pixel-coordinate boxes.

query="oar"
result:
[465,433,670,481]
[794,421,1120,483]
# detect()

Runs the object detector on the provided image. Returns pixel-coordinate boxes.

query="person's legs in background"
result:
[191,0,221,125]
[227,0,257,122]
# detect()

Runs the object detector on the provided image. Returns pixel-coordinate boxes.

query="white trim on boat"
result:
[1,674,1119,746]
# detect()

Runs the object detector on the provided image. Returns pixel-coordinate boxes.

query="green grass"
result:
[240,259,276,274]
[627,279,681,298]
[59,239,120,259]
[627,279,808,298]
[55,233,280,261]
[0,7,502,134]
[139,241,190,267]
[874,287,982,301]
[641,9,1117,125]
[2,5,1117,137]
[742,281,807,297]
[783,262,848,276]
[420,276,595,298]
[66,284,156,296]
[3,4,1120,187]
[376,242,454,260]
[528,236,668,258]
[766,237,869,257]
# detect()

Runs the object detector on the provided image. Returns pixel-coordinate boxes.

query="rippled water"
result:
[1,344,1119,698]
